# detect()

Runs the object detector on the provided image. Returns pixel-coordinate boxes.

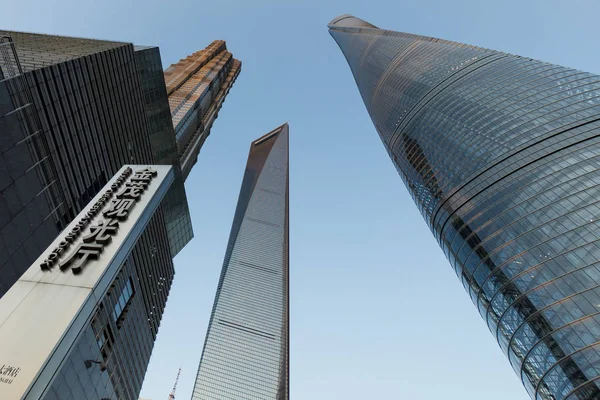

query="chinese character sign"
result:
[42,167,158,274]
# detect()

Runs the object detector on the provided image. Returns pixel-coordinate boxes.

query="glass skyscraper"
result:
[192,124,289,399]
[330,14,600,400]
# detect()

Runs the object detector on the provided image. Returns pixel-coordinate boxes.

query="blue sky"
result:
[3,0,600,398]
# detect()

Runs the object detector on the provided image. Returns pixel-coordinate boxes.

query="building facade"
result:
[191,124,289,399]
[330,14,600,400]
[0,32,190,297]
[163,40,241,179]
[0,29,247,299]
[0,29,242,399]
[134,44,194,257]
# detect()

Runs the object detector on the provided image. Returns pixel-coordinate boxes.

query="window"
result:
[112,277,134,327]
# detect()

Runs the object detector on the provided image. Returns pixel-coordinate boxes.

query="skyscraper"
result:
[191,124,289,399]
[0,30,240,399]
[0,31,184,295]
[330,14,600,400]
[164,40,241,179]
[0,32,241,297]
[0,32,194,399]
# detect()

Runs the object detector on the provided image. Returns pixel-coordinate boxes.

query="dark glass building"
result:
[0,31,194,294]
[135,44,194,257]
[0,33,242,296]
[330,14,600,400]
[0,32,194,399]
[191,124,289,399]
[0,29,241,400]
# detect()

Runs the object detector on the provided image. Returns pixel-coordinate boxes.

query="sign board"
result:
[0,165,174,400]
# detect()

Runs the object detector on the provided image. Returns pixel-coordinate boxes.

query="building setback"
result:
[330,14,600,400]
[164,40,241,180]
[191,124,289,399]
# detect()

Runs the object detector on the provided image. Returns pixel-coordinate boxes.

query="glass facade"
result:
[0,31,153,291]
[0,31,195,399]
[164,40,241,180]
[0,31,194,295]
[134,45,193,257]
[192,124,289,399]
[330,14,600,400]
[40,204,177,400]
[0,36,68,296]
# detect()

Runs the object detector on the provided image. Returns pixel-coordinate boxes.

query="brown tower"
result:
[164,40,241,179]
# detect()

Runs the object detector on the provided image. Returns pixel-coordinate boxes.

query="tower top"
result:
[327,14,378,29]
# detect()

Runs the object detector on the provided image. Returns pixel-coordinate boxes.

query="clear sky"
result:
[3,0,600,399]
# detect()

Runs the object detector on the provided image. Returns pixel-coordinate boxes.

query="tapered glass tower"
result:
[191,124,289,399]
[330,14,600,400]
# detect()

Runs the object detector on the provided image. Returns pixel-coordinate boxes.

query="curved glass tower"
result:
[330,14,600,400]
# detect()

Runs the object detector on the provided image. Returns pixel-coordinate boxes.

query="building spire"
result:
[167,368,181,400]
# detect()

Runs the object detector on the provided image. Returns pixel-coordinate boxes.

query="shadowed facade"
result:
[0,29,242,399]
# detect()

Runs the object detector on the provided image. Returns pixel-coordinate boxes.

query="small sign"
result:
[0,364,21,385]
